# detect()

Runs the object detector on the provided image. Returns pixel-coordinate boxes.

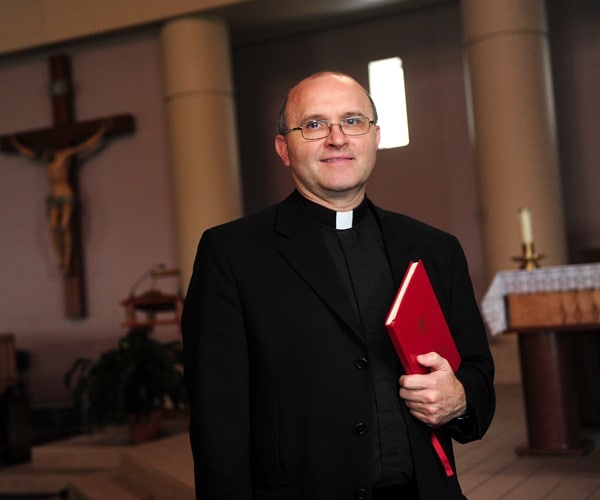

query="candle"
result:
[519,207,533,244]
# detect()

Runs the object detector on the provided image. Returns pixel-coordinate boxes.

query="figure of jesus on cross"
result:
[0,54,135,317]
[9,121,110,275]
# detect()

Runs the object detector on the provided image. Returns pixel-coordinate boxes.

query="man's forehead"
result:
[288,76,370,116]
[292,73,357,97]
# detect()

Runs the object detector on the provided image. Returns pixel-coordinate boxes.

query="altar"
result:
[482,263,600,455]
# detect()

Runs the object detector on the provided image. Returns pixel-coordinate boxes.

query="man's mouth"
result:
[322,156,353,163]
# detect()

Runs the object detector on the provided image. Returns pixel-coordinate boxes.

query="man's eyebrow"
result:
[299,114,327,122]
[300,111,366,122]
[341,111,366,117]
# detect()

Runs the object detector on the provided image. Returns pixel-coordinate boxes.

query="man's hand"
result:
[398,352,467,427]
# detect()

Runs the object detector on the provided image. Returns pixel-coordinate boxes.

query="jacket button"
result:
[354,357,368,369]
[353,422,367,436]
[354,488,368,500]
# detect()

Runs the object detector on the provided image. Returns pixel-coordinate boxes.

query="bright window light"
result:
[368,57,410,149]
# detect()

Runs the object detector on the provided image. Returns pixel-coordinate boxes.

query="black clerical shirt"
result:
[302,195,415,487]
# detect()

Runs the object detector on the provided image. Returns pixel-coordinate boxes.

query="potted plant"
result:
[64,326,188,443]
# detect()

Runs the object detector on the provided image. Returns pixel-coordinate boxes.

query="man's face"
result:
[275,74,380,210]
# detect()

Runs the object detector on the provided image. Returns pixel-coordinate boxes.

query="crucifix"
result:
[0,54,135,319]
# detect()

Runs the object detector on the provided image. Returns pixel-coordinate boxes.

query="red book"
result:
[385,260,461,374]
[385,260,462,477]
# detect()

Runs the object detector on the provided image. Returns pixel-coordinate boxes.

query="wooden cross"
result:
[0,54,135,318]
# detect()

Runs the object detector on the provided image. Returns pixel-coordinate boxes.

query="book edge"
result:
[385,260,420,325]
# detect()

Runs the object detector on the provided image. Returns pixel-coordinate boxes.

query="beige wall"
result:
[0,0,598,404]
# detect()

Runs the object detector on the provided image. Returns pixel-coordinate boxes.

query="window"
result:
[368,57,410,149]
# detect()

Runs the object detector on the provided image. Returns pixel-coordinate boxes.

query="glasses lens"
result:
[301,120,329,140]
[341,116,371,136]
[298,116,372,139]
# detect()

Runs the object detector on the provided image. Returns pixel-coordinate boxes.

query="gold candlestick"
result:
[512,242,544,270]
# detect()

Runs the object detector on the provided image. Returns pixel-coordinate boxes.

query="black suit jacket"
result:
[182,191,495,500]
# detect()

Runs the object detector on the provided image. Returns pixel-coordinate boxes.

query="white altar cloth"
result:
[481,263,600,335]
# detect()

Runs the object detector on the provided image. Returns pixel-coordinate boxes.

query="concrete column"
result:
[462,0,567,279]
[160,16,243,287]
[461,0,568,382]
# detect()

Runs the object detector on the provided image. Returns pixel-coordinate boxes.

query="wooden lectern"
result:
[505,288,599,455]
[120,266,183,330]
[121,292,183,329]
[482,264,600,456]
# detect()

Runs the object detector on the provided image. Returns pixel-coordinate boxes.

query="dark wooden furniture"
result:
[506,289,598,455]
[120,292,183,329]
[0,334,32,465]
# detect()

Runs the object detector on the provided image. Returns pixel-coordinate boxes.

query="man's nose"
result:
[327,123,348,145]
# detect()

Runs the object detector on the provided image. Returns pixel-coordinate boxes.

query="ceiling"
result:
[0,0,449,57]
[207,0,449,43]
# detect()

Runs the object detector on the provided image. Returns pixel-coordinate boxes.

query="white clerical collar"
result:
[336,211,353,230]
[297,190,369,229]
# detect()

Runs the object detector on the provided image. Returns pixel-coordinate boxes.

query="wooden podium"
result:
[505,289,599,455]
[120,266,183,330]
[121,292,183,330]
[482,264,600,456]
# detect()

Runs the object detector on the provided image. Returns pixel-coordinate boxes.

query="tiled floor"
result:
[1,384,598,499]
[455,384,600,499]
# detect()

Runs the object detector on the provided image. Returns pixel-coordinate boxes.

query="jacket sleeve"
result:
[181,228,253,499]
[431,237,496,443]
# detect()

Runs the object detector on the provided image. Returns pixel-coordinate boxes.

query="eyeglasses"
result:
[283,115,375,140]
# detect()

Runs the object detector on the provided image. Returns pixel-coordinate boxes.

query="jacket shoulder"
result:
[202,203,279,239]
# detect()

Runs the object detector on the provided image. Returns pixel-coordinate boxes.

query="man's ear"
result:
[274,135,290,166]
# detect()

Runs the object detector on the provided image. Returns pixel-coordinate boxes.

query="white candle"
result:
[519,207,533,244]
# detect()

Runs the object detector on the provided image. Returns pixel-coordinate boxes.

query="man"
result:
[182,72,495,499]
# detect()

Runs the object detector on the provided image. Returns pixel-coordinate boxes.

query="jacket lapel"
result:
[372,204,417,288]
[274,193,364,340]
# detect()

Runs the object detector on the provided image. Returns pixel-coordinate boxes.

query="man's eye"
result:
[304,121,326,130]
[344,116,363,127]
